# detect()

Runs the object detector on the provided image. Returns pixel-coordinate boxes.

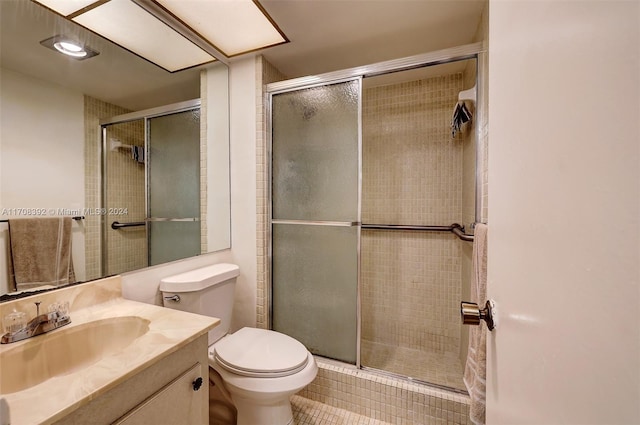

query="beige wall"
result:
[0,69,85,293]
[201,63,231,254]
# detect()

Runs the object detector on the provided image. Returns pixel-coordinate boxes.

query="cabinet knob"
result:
[192,377,203,391]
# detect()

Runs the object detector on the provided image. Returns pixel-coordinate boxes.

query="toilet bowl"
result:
[160,264,317,425]
[210,327,318,424]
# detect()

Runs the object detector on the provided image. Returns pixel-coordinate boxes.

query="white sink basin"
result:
[0,316,150,394]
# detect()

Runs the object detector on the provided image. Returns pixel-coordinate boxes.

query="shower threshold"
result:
[360,365,469,396]
[314,354,469,396]
[300,355,472,423]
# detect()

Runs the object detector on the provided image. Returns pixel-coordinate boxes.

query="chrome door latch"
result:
[460,299,497,331]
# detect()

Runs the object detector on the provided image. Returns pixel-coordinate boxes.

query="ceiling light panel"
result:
[156,0,287,56]
[33,0,98,17]
[72,0,215,72]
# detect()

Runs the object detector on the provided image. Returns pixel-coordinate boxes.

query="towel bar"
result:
[0,216,84,223]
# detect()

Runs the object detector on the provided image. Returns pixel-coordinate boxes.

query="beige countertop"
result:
[0,277,219,425]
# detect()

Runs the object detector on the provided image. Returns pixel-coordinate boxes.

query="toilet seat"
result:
[212,328,309,378]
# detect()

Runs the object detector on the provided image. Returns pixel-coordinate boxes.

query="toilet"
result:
[160,263,317,425]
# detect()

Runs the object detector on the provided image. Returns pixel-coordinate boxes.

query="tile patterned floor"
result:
[360,341,466,391]
[291,395,393,425]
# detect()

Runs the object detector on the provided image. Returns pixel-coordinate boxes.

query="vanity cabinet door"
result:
[113,363,205,425]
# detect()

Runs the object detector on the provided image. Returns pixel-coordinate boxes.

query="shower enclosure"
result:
[268,44,485,392]
[100,100,201,276]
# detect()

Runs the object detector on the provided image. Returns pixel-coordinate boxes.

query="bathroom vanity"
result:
[0,277,218,425]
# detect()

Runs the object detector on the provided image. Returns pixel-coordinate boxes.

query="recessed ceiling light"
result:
[53,40,87,57]
[40,35,99,60]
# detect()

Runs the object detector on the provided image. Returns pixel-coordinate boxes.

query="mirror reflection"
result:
[0,0,230,298]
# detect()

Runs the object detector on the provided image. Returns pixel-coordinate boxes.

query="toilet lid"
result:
[213,327,309,378]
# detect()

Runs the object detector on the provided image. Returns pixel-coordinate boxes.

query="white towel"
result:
[463,223,488,425]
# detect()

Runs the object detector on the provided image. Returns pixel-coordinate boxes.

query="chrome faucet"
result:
[1,301,71,344]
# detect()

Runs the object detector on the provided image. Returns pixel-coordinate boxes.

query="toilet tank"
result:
[160,263,240,345]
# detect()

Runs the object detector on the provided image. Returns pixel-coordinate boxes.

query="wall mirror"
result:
[0,0,230,299]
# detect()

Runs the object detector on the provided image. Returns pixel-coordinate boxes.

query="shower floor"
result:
[360,340,466,391]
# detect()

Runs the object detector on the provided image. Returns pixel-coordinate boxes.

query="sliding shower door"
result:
[271,79,361,364]
[147,109,201,266]
[102,120,147,277]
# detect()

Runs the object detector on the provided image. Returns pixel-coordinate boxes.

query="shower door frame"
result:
[266,42,486,376]
[99,99,201,276]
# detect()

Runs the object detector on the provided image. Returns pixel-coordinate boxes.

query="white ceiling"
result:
[260,0,485,79]
[0,0,485,111]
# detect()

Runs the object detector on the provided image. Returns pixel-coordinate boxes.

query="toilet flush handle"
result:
[164,294,181,303]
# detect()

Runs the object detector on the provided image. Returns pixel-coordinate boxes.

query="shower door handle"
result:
[461,300,497,330]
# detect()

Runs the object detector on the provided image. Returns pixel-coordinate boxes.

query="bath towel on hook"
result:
[451,101,473,138]
[7,217,76,291]
[131,145,145,163]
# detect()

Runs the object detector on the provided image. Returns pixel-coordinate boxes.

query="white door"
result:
[486,1,639,423]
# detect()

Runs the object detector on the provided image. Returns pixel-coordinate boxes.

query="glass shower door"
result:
[271,79,361,364]
[147,109,201,266]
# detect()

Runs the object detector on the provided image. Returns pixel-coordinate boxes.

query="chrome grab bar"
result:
[111,221,145,230]
[111,217,200,230]
[270,220,475,241]
[362,222,474,242]
[272,220,359,227]
[362,224,452,231]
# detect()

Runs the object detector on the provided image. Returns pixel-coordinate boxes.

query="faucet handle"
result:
[34,301,41,317]
[3,310,27,334]
[48,301,70,317]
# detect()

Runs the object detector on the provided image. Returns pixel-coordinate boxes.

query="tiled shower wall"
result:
[361,74,465,376]
[200,72,208,253]
[104,119,146,276]
[256,56,287,329]
[362,75,464,226]
[84,96,147,279]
